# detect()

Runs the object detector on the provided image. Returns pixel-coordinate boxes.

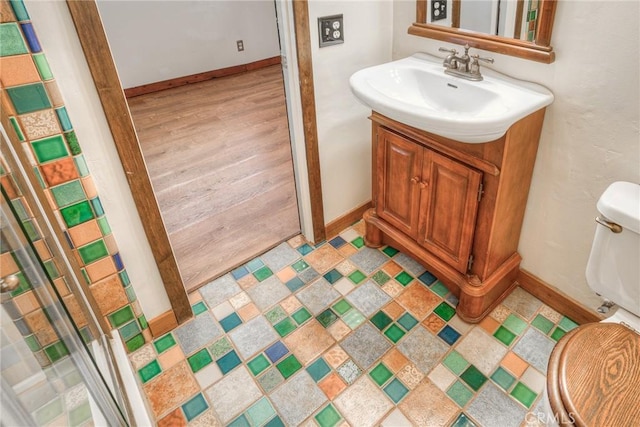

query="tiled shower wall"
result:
[0,0,151,363]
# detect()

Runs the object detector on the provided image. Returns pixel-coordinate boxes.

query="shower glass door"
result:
[1,190,129,426]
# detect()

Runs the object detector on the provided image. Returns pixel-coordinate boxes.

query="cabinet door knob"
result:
[411,176,420,184]
[419,181,429,188]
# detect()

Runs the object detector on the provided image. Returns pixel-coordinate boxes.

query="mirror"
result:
[410,0,557,63]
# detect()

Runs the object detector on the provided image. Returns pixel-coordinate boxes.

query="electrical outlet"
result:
[236,40,244,52]
[318,14,344,48]
[431,0,447,21]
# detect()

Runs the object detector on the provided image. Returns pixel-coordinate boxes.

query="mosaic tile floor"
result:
[128,222,579,427]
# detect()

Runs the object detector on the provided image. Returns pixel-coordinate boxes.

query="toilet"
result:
[543,181,640,426]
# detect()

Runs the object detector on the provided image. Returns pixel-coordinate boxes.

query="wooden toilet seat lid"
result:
[557,323,640,427]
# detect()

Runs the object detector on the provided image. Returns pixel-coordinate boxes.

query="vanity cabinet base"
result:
[364,208,519,323]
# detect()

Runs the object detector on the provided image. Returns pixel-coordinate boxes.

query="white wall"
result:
[393,0,640,309]
[97,0,281,88]
[309,0,393,223]
[26,0,171,319]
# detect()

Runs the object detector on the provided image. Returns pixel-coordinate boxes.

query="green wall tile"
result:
[9,1,31,21]
[188,349,213,373]
[138,360,161,383]
[43,259,59,278]
[108,305,134,328]
[125,285,137,302]
[138,315,147,329]
[0,23,28,56]
[119,320,140,341]
[51,180,85,208]
[246,398,276,427]
[44,341,69,363]
[6,83,51,114]
[276,354,301,379]
[90,197,104,216]
[153,333,176,353]
[64,131,81,155]
[97,216,111,235]
[125,334,145,352]
[315,404,341,427]
[248,354,270,376]
[32,53,53,80]
[9,116,25,141]
[369,363,392,386]
[60,200,94,227]
[182,394,208,422]
[119,269,130,286]
[31,135,69,163]
[74,155,89,176]
[78,239,108,264]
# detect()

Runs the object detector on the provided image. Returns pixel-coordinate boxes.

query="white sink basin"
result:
[350,53,554,143]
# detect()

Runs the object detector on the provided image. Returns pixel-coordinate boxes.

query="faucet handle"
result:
[438,47,458,55]
[471,54,494,64]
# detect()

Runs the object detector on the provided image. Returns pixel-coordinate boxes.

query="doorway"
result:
[97,1,301,292]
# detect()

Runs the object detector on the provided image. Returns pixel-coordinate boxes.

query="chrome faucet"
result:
[438,44,494,81]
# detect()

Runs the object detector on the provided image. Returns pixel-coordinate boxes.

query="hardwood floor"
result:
[127,65,300,292]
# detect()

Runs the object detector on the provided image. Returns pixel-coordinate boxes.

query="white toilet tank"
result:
[586,181,640,317]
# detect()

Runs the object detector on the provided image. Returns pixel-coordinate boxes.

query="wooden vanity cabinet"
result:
[364,110,546,322]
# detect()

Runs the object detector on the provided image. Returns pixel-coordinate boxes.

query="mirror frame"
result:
[410,0,557,63]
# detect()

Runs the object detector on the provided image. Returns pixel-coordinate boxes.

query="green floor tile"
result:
[332,299,352,315]
[511,382,537,408]
[217,350,241,374]
[323,269,343,284]
[248,354,271,376]
[558,316,579,332]
[277,355,302,379]
[139,360,162,383]
[503,314,527,335]
[370,311,392,330]
[550,327,566,342]
[443,351,469,375]
[491,367,516,391]
[317,309,338,328]
[397,312,418,331]
[384,378,409,403]
[531,314,554,334]
[382,246,399,257]
[188,349,213,373]
[264,416,285,427]
[493,326,517,346]
[229,414,251,427]
[447,380,474,407]
[274,318,297,337]
[450,412,477,427]
[192,301,207,315]
[291,260,309,272]
[266,306,287,324]
[431,281,450,297]
[315,404,342,427]
[210,337,233,358]
[460,365,487,391]
[384,324,406,343]
[351,237,365,248]
[348,270,366,284]
[182,394,208,422]
[434,302,456,321]
[220,313,243,332]
[247,397,276,427]
[254,266,273,281]
[369,362,392,386]
[372,270,391,286]
[342,309,366,329]
[306,358,331,382]
[292,307,312,325]
[395,271,413,286]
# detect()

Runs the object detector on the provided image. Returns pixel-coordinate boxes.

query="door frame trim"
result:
[65,0,324,324]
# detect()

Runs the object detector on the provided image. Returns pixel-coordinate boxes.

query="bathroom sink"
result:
[349,53,554,143]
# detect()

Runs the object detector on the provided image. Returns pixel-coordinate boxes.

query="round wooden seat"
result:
[547,323,640,426]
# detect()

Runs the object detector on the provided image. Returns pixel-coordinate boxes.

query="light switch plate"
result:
[318,14,344,47]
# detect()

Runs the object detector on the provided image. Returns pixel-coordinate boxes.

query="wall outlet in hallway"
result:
[318,14,344,47]
[236,40,244,51]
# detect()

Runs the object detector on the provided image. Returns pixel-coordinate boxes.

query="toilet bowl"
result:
[543,182,640,426]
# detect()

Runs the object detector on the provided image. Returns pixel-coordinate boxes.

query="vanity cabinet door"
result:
[376,128,422,239]
[417,149,482,273]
